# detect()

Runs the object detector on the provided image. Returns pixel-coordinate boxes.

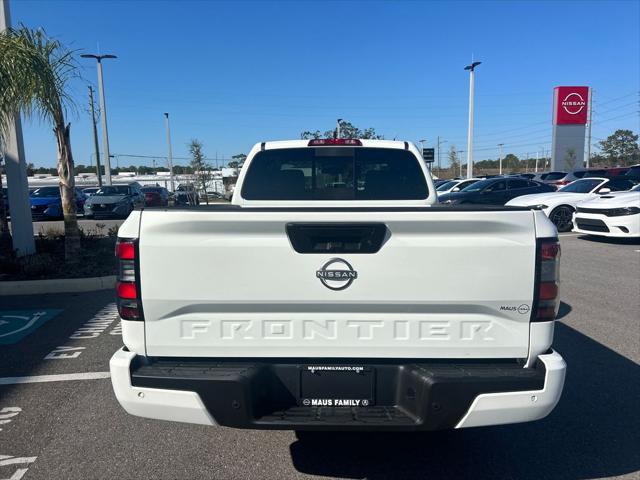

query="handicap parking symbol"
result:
[0,310,62,345]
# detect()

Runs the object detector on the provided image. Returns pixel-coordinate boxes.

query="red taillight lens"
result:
[308,138,362,146]
[541,242,560,261]
[116,281,137,299]
[115,238,143,321]
[116,241,135,260]
[539,282,558,300]
[534,239,560,321]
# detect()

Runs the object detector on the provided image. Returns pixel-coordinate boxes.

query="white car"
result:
[573,187,640,238]
[505,177,636,232]
[435,178,481,196]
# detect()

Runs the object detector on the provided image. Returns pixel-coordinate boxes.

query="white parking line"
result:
[558,233,582,237]
[0,372,110,386]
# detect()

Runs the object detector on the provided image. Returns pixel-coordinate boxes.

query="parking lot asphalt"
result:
[0,233,638,480]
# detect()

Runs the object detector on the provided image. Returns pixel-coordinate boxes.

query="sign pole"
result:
[586,89,593,168]
[0,0,35,256]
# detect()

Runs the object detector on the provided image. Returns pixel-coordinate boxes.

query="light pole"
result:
[437,137,447,173]
[88,86,102,186]
[419,139,428,170]
[336,118,343,139]
[464,61,481,179]
[81,53,116,185]
[164,113,175,192]
[498,143,504,175]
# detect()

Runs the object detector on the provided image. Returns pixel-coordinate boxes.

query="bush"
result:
[0,232,117,281]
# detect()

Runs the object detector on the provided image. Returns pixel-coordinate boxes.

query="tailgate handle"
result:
[286,223,388,254]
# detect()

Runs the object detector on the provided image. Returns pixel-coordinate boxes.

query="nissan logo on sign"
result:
[554,86,589,125]
[561,92,586,115]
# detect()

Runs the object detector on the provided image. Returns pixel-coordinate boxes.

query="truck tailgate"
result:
[139,209,537,358]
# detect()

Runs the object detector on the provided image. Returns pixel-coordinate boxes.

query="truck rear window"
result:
[241,147,428,200]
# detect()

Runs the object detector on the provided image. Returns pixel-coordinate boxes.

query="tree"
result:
[300,130,321,140]
[188,139,213,205]
[448,145,459,174]
[564,148,577,170]
[300,120,384,140]
[230,153,246,177]
[0,27,81,261]
[598,129,639,166]
[503,153,520,172]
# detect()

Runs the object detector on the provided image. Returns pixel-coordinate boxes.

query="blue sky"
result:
[10,0,640,168]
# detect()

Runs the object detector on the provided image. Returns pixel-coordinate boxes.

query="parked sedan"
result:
[438,177,555,206]
[84,183,145,219]
[141,186,170,207]
[573,187,640,238]
[622,164,640,183]
[435,178,481,196]
[82,187,100,197]
[433,179,451,189]
[29,186,85,220]
[505,177,635,231]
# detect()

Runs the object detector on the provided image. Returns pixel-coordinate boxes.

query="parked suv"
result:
[84,182,144,219]
[141,186,170,207]
[548,168,627,188]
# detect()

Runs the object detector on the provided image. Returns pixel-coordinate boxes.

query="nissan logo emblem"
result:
[316,258,358,291]
[561,92,586,115]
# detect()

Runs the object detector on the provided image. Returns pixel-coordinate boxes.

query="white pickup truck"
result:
[110,139,566,432]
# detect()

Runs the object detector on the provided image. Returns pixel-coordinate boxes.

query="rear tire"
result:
[549,205,574,232]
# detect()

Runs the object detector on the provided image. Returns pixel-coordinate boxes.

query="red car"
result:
[141,186,170,207]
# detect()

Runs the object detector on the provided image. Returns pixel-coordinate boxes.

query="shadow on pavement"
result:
[556,301,572,320]
[289,321,640,480]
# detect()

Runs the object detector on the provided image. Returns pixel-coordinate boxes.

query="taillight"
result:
[308,139,362,146]
[533,238,560,321]
[115,238,143,321]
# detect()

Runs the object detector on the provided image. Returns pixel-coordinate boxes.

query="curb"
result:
[0,275,116,296]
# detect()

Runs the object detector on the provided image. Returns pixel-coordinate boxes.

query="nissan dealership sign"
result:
[551,85,590,170]
[553,86,590,125]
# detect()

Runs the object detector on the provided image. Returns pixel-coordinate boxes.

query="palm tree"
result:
[0,27,81,260]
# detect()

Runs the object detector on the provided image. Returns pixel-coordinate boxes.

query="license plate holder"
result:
[299,365,375,407]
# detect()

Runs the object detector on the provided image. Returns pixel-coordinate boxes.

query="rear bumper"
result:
[110,348,565,431]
